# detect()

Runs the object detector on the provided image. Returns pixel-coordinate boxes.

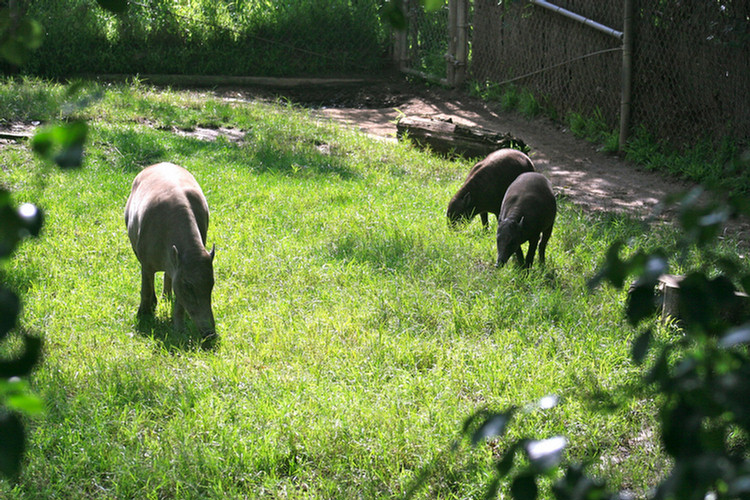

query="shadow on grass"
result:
[102,124,360,181]
[135,314,219,353]
[248,143,359,180]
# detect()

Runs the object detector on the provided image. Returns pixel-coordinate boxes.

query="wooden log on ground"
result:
[0,131,32,141]
[396,116,527,159]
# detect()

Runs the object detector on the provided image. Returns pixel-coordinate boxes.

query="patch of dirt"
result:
[171,125,246,143]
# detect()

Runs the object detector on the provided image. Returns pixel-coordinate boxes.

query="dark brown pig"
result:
[447,148,535,229]
[495,172,556,269]
[125,162,216,339]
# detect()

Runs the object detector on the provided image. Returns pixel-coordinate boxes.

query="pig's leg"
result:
[524,235,539,269]
[173,300,185,332]
[163,273,172,299]
[138,267,157,316]
[538,227,553,265]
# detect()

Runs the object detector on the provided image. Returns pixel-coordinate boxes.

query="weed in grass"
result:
[567,108,619,153]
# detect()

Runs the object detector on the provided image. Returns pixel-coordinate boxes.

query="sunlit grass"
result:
[1,79,738,498]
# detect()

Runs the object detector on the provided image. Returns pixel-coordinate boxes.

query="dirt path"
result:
[306,80,692,217]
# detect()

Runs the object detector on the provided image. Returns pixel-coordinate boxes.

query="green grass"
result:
[0,79,743,499]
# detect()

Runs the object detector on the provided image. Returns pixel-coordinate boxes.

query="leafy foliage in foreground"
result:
[0,0,128,477]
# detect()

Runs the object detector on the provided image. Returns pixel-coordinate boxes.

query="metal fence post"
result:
[619,0,633,151]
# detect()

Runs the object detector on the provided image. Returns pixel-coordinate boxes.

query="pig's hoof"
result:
[137,306,155,317]
[200,333,219,351]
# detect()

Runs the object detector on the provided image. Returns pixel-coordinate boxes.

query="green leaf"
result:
[0,378,44,416]
[381,1,407,30]
[422,0,445,11]
[719,323,750,348]
[588,241,626,289]
[631,328,652,365]
[16,203,43,238]
[525,436,567,472]
[31,121,88,169]
[626,283,657,326]
[0,286,20,340]
[0,14,44,65]
[6,392,45,415]
[511,473,538,500]
[96,0,129,14]
[471,412,512,445]
[0,39,30,66]
[16,18,44,50]
[0,334,43,378]
[0,412,24,478]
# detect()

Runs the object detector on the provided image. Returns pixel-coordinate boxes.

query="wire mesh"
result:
[404,0,749,150]
[471,0,623,130]
[403,0,450,79]
[631,2,750,148]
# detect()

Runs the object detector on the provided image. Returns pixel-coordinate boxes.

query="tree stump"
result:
[396,116,528,159]
[659,274,684,325]
[657,274,750,326]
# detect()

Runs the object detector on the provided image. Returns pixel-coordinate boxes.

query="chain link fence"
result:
[396,0,451,82]
[472,0,623,131]
[401,0,749,151]
[631,2,749,148]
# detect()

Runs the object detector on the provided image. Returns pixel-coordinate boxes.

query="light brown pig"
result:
[125,162,216,339]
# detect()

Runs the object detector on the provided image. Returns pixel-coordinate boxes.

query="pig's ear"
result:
[170,245,180,268]
[209,244,216,260]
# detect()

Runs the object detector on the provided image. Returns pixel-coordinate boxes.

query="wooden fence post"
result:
[619,0,634,151]
[447,0,469,87]
[393,0,409,71]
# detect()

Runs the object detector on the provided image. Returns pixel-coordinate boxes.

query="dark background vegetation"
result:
[21,0,390,77]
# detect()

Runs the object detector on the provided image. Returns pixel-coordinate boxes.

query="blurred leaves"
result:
[470,411,513,445]
[0,10,44,66]
[96,0,129,14]
[381,0,444,31]
[0,0,118,482]
[0,190,44,259]
[31,120,88,169]
[0,412,24,478]
[416,161,750,499]
[0,378,44,415]
[588,176,750,499]
[0,335,42,379]
[525,436,567,472]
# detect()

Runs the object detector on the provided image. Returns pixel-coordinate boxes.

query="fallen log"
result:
[0,131,33,141]
[396,115,528,159]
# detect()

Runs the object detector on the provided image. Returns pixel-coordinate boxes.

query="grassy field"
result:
[1,78,738,499]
